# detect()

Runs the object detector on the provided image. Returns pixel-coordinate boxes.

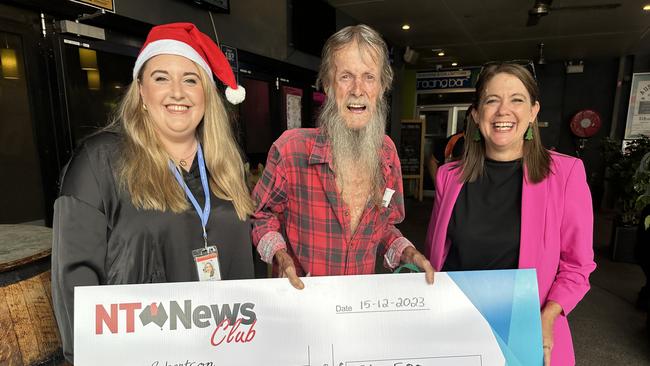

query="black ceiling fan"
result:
[526,0,621,26]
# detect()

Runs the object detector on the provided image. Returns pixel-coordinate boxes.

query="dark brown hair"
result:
[460,63,550,183]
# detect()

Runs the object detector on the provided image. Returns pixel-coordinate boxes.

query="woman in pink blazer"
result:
[425,63,595,366]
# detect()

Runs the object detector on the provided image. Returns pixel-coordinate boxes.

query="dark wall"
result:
[633,54,650,74]
[537,58,619,208]
[114,0,321,71]
[536,62,565,149]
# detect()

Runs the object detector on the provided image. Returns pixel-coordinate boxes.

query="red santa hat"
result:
[133,22,245,104]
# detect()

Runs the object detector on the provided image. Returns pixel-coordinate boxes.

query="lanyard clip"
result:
[202,228,209,249]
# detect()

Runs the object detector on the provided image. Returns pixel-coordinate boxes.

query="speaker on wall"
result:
[404,46,419,64]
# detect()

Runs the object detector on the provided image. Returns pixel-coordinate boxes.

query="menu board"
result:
[399,119,425,201]
[400,119,424,177]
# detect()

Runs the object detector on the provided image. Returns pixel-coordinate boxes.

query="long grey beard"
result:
[319,95,388,200]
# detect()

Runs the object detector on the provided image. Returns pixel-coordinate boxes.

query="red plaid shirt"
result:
[251,128,413,276]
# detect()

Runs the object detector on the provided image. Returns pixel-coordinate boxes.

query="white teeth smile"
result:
[166,105,189,111]
[494,122,515,130]
[347,104,366,112]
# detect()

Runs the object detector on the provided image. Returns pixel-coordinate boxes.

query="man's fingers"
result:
[284,265,305,290]
[414,253,435,284]
[424,263,435,284]
[401,248,435,284]
[274,250,304,290]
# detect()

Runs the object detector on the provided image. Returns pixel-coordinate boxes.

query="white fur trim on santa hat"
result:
[132,39,213,82]
[225,85,246,104]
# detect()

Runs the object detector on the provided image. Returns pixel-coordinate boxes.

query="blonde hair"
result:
[461,63,550,184]
[108,62,253,220]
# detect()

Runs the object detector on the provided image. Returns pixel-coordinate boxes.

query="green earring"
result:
[473,128,482,142]
[524,124,534,140]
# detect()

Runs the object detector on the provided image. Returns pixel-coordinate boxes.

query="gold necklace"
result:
[173,141,198,168]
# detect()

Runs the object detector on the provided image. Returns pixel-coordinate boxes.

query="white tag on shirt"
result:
[382,188,395,207]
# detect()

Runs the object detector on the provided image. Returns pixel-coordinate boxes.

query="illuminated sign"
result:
[416,70,473,92]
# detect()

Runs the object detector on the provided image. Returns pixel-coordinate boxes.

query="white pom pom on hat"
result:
[225,85,245,104]
[133,22,245,104]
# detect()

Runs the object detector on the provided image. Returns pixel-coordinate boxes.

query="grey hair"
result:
[316,24,393,95]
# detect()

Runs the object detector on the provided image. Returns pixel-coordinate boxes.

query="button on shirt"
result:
[251,128,413,276]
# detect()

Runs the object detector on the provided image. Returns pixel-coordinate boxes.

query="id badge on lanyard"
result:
[192,246,221,281]
[169,143,222,281]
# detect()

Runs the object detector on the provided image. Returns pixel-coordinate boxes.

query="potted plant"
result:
[634,151,650,230]
[602,135,650,262]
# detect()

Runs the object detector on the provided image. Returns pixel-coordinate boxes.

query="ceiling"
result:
[327,0,650,69]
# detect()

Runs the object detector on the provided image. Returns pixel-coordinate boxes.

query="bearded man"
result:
[251,24,434,289]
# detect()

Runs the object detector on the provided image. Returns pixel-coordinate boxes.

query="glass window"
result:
[0,31,44,223]
[62,42,135,145]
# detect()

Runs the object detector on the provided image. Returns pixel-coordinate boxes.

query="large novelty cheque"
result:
[75,270,543,366]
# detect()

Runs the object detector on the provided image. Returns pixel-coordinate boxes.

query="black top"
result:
[444,159,523,271]
[51,132,254,362]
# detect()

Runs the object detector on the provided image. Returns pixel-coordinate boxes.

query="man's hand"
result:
[274,249,304,290]
[400,246,435,284]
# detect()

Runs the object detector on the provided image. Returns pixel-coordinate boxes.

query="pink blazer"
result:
[425,152,596,366]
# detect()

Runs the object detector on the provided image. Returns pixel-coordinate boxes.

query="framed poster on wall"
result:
[625,72,650,138]
[282,86,303,130]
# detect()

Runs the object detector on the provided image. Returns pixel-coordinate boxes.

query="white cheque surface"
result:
[75,270,542,366]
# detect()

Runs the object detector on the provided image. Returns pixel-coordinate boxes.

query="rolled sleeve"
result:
[257,231,287,264]
[384,237,415,269]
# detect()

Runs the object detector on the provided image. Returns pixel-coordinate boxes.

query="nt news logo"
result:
[95,300,257,347]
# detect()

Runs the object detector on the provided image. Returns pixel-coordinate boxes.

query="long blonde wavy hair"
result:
[107,61,253,220]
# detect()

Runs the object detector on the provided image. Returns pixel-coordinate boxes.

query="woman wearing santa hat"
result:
[51,23,252,363]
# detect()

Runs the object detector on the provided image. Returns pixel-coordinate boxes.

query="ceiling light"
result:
[451,62,458,66]
[437,51,445,57]
[644,4,650,11]
[401,24,410,30]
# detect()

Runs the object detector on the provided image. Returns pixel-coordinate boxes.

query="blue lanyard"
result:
[168,143,211,248]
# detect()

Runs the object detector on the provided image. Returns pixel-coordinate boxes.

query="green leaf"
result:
[636,195,650,211]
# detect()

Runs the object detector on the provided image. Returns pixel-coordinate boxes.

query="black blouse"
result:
[51,131,254,362]
[444,158,523,271]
